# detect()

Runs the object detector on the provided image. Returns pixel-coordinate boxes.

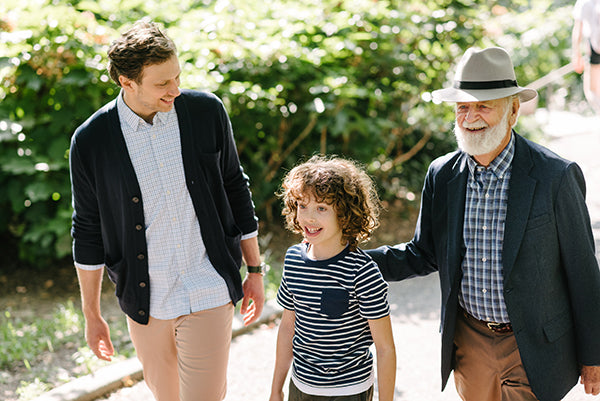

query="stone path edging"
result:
[32,300,283,401]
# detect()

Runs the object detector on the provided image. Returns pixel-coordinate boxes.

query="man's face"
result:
[120,55,181,123]
[453,97,515,157]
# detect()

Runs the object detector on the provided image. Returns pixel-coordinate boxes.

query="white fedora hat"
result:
[432,47,537,103]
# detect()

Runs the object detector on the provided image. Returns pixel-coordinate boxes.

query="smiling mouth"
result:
[464,126,487,133]
[305,227,322,235]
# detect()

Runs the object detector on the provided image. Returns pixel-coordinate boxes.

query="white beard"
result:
[453,106,510,156]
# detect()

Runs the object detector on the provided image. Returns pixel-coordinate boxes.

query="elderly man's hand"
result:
[581,365,600,395]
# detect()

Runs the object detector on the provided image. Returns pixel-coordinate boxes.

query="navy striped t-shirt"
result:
[277,243,390,396]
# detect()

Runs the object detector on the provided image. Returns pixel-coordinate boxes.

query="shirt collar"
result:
[466,131,515,179]
[116,90,176,131]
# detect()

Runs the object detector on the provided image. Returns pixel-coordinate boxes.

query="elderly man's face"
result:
[453,97,516,157]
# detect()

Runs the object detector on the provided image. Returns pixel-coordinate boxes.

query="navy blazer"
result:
[70,90,258,324]
[368,132,600,401]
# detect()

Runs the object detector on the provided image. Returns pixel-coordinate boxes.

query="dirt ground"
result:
[0,199,419,401]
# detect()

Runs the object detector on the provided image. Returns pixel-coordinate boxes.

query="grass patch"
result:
[0,301,83,369]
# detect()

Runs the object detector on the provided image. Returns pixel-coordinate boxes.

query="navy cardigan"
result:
[70,90,258,324]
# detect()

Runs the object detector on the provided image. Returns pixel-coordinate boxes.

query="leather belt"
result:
[485,321,513,334]
[461,308,513,333]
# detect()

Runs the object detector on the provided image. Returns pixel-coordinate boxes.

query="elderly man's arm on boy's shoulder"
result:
[365,242,437,282]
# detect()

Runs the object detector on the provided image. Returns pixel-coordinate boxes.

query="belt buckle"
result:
[486,322,501,331]
[486,321,511,333]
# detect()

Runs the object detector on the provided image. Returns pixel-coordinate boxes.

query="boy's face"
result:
[296,193,344,260]
[120,54,181,123]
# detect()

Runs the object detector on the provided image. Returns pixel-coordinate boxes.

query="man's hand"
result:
[581,365,600,395]
[240,272,265,326]
[84,315,114,361]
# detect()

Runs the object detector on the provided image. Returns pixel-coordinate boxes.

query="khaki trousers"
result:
[127,303,234,401]
[453,309,538,401]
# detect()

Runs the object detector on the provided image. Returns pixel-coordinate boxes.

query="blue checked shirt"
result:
[459,133,514,323]
[75,92,257,320]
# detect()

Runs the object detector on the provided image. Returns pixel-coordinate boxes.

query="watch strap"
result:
[246,263,264,274]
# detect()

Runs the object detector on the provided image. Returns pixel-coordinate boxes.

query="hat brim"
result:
[432,86,538,103]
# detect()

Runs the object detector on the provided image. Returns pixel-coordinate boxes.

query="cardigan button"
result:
[137,253,145,260]
[135,224,143,231]
[132,196,140,203]
[138,310,146,316]
[139,281,146,288]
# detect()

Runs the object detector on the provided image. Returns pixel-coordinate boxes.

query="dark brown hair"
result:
[107,19,177,86]
[279,155,381,251]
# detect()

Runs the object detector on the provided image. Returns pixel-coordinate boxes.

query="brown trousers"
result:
[127,303,234,401]
[453,309,538,401]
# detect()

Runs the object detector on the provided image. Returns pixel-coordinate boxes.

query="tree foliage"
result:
[0,0,577,267]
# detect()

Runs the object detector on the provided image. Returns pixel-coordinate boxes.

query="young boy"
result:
[269,156,396,401]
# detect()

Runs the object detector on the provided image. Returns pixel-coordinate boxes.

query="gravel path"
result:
[96,109,600,401]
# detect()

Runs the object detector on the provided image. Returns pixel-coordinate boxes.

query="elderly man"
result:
[367,47,600,401]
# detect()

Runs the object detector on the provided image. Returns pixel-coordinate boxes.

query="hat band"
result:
[454,79,518,90]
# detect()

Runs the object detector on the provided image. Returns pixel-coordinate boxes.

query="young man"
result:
[368,47,600,401]
[69,20,265,401]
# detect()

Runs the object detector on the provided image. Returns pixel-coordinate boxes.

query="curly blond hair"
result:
[279,155,381,251]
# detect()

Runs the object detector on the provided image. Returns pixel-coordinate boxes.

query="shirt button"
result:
[482,289,487,293]
[166,190,171,195]
[482,257,487,262]
[482,226,487,230]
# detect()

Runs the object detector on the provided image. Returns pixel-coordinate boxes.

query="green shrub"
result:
[0,0,579,268]
[0,5,118,265]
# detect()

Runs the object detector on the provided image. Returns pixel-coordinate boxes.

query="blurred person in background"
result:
[572,0,600,113]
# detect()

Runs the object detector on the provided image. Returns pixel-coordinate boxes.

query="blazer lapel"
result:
[447,154,468,290]
[502,134,536,281]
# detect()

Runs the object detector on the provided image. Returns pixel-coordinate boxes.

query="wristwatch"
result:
[247,262,266,275]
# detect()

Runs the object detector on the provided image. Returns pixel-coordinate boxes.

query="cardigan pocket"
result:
[223,232,242,267]
[106,259,126,298]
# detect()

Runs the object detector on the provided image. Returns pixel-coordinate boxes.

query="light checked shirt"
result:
[76,91,251,320]
[459,133,514,323]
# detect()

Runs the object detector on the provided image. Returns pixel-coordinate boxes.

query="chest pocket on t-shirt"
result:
[320,288,350,318]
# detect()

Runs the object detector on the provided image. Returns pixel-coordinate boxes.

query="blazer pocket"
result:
[526,213,551,231]
[543,311,574,343]
[320,288,350,318]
